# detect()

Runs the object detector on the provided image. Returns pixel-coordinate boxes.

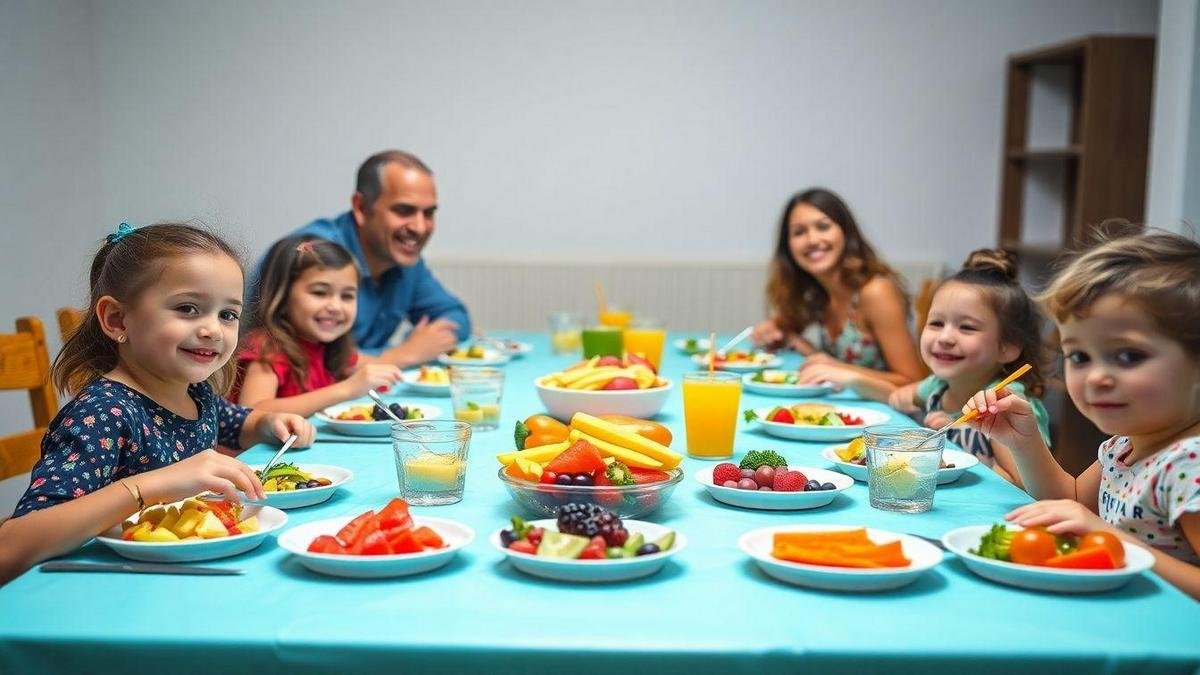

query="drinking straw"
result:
[708,331,717,374]
[594,281,607,314]
[924,363,1032,443]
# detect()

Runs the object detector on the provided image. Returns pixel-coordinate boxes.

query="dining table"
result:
[1,332,1198,675]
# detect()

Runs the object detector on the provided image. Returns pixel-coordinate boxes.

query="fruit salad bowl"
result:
[498,466,684,519]
[534,377,673,422]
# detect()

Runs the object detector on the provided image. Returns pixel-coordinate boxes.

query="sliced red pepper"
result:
[1044,547,1117,570]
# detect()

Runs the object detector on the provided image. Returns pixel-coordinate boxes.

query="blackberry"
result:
[556,503,628,547]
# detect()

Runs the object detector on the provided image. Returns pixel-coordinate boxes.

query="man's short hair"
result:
[355,150,433,209]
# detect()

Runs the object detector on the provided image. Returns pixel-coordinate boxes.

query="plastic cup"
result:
[449,366,504,431]
[623,318,666,371]
[547,311,584,355]
[392,420,471,506]
[864,425,945,513]
[682,371,742,459]
[581,326,623,358]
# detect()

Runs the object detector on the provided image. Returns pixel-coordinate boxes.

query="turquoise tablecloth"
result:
[2,333,1198,675]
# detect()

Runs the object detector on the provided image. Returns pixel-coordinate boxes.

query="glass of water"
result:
[393,420,471,506]
[864,425,944,513]
[449,366,505,431]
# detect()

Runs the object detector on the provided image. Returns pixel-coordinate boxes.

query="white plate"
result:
[96,503,287,563]
[400,369,451,397]
[741,372,835,398]
[673,337,712,355]
[503,341,533,358]
[749,406,890,442]
[315,402,443,437]
[437,347,511,367]
[491,519,685,583]
[249,463,353,510]
[942,525,1155,593]
[278,515,473,579]
[691,352,782,373]
[821,447,980,485]
[740,524,943,592]
[694,465,852,510]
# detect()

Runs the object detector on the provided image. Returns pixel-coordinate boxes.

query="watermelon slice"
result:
[543,439,606,475]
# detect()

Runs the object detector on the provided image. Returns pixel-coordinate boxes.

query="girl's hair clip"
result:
[295,241,315,256]
[107,222,136,244]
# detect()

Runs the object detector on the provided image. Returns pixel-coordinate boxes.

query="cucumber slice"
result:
[536,531,590,559]
[621,532,645,556]
[652,531,675,552]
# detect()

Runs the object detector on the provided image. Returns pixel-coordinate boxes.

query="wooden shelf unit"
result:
[996,35,1155,473]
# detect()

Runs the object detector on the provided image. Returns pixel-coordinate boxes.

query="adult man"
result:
[261,150,469,366]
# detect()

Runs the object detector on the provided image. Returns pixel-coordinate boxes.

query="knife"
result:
[40,561,243,576]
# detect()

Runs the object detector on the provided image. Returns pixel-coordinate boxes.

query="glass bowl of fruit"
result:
[498,462,684,520]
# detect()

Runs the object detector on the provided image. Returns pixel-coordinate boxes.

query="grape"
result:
[821,482,836,491]
[754,466,776,487]
[737,478,758,491]
[758,486,773,491]
[740,468,755,479]
[722,480,739,488]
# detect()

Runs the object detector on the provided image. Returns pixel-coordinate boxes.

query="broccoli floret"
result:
[738,450,788,471]
[970,524,1015,561]
[513,420,531,450]
[605,461,635,486]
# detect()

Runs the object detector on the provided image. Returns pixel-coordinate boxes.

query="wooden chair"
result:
[56,307,84,344]
[0,317,58,480]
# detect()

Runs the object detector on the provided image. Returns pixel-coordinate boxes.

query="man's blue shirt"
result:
[256,211,471,350]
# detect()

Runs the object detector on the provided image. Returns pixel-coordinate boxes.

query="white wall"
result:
[1146,0,1199,232]
[0,0,1159,432]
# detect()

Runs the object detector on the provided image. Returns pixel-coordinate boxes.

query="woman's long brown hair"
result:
[765,188,903,335]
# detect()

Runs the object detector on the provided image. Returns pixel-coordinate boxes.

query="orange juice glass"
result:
[682,371,742,459]
[598,304,633,329]
[623,319,666,370]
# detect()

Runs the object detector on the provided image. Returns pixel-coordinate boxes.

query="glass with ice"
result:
[449,366,504,431]
[864,425,944,513]
[393,420,471,506]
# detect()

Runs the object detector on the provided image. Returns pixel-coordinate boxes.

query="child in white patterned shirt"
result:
[962,226,1200,599]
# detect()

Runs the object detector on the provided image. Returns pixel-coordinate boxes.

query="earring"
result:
[116,334,127,344]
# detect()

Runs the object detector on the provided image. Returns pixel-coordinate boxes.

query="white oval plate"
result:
[249,463,353,510]
[749,406,890,442]
[400,369,451,397]
[691,352,782,373]
[821,447,980,485]
[278,515,473,579]
[491,519,685,583]
[437,348,511,367]
[742,372,835,398]
[96,503,287,563]
[740,524,943,592]
[942,525,1155,593]
[315,402,443,437]
[673,337,712,355]
[694,465,852,510]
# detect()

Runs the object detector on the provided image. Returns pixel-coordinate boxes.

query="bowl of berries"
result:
[694,450,853,510]
[492,504,685,582]
[316,401,441,437]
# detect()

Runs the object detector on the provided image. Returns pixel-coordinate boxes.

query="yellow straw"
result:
[708,331,717,374]
[953,363,1032,426]
[594,281,607,314]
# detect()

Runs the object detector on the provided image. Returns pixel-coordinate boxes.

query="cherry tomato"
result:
[1009,528,1058,566]
[1079,531,1125,567]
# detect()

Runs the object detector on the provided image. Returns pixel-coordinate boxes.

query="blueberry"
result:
[306,480,321,488]
[499,529,517,547]
[555,473,574,486]
[805,480,821,492]
[573,474,594,486]
[821,482,836,491]
[636,543,661,556]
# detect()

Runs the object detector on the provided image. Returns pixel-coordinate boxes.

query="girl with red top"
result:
[233,236,402,416]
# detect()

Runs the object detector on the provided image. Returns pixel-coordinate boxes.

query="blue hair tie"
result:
[107,222,136,244]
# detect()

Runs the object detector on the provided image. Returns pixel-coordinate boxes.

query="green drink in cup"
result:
[581,326,623,358]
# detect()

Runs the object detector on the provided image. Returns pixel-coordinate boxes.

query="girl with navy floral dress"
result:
[880,250,1052,487]
[0,223,314,585]
[749,188,924,388]
[963,227,1200,600]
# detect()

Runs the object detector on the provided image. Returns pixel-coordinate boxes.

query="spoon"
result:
[201,433,297,502]
[367,390,432,453]
[922,363,1032,445]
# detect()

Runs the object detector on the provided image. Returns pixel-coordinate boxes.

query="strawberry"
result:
[628,467,670,484]
[768,406,795,424]
[773,470,806,492]
[508,539,537,555]
[579,536,607,559]
[712,462,742,485]
[544,440,606,475]
[527,527,545,547]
